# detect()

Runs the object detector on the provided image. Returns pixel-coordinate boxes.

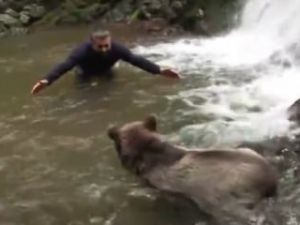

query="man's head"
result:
[90,29,112,53]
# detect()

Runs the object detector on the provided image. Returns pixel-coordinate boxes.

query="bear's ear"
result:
[144,115,157,131]
[107,125,119,140]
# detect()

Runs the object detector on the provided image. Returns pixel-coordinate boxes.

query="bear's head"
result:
[107,115,160,173]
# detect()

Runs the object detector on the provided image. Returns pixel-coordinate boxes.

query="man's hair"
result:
[91,29,111,39]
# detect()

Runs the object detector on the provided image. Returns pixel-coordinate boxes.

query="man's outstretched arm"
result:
[43,57,78,85]
[31,44,86,95]
[119,45,181,79]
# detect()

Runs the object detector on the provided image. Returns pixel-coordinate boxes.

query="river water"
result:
[1,0,300,224]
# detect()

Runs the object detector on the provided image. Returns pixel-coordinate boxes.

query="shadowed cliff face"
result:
[0,0,239,38]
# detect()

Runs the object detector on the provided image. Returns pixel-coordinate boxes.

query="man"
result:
[31,29,181,95]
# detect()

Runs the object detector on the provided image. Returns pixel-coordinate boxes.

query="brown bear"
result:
[107,115,279,224]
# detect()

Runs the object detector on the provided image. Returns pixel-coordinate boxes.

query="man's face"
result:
[91,36,112,53]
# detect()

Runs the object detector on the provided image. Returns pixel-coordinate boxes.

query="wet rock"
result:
[0,19,5,28]
[194,20,210,35]
[171,0,185,12]
[138,5,152,20]
[0,0,238,38]
[83,3,108,21]
[269,51,292,68]
[181,7,206,30]
[0,30,7,38]
[6,0,23,11]
[0,21,7,37]
[0,13,19,26]
[9,26,27,36]
[288,98,300,124]
[106,7,125,22]
[143,0,163,14]
[5,8,18,18]
[42,0,83,25]
[23,4,45,19]
[103,1,132,22]
[19,12,30,25]
[136,0,167,20]
[71,0,89,9]
[45,1,111,25]
[198,8,205,18]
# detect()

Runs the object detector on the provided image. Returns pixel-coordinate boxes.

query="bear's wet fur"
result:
[108,115,279,224]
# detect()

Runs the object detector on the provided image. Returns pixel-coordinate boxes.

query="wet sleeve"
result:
[119,45,161,75]
[43,45,85,85]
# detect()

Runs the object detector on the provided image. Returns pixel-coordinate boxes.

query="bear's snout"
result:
[107,125,119,140]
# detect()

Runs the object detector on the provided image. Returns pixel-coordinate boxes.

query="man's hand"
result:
[160,69,182,79]
[31,79,49,95]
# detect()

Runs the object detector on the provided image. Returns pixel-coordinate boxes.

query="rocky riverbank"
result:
[0,0,239,38]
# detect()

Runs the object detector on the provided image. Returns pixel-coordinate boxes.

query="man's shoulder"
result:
[112,40,129,52]
[70,40,92,56]
[75,41,92,51]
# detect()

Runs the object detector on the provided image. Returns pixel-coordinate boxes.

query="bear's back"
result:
[178,149,277,194]
[146,148,277,213]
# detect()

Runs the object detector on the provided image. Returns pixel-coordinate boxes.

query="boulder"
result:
[19,12,30,25]
[83,3,109,21]
[288,98,300,124]
[4,8,18,18]
[0,22,8,37]
[103,1,132,22]
[0,13,19,26]
[23,4,45,19]
[171,0,185,12]
[9,26,27,36]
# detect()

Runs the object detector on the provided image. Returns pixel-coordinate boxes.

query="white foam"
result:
[135,0,300,146]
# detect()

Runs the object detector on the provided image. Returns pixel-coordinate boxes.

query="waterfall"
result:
[136,0,300,147]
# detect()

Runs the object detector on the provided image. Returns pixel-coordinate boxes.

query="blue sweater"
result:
[44,40,161,85]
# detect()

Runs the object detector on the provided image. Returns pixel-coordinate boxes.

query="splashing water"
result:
[136,0,300,147]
